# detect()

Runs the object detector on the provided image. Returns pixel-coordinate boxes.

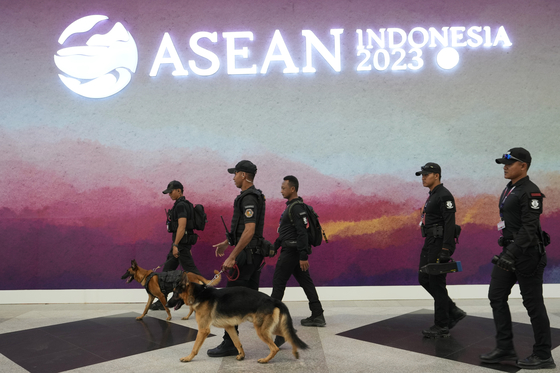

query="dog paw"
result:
[136,316,144,320]
[181,316,189,320]
[294,351,300,359]
[180,356,193,362]
[166,316,172,321]
[236,354,245,361]
[257,358,269,364]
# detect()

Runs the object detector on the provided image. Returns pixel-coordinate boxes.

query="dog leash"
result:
[206,264,240,286]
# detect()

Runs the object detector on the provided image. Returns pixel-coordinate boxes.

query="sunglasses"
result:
[502,154,524,163]
[421,165,437,171]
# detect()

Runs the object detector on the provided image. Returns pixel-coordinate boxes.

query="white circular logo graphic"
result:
[436,47,460,70]
[54,15,138,99]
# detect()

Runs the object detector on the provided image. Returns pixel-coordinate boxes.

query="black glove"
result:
[496,251,516,271]
[438,249,451,263]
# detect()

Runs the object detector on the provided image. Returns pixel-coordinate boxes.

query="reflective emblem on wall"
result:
[54,15,138,99]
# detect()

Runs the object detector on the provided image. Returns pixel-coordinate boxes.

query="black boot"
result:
[421,325,449,338]
[274,336,285,348]
[479,348,517,364]
[207,339,238,357]
[517,354,556,369]
[448,307,466,329]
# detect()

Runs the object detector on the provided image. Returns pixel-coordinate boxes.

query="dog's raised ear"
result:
[131,260,138,270]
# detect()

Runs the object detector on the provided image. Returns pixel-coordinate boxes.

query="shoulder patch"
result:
[531,193,542,197]
[245,209,254,218]
[530,199,541,210]
[446,201,454,209]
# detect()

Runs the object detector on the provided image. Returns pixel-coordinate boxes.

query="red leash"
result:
[226,264,240,281]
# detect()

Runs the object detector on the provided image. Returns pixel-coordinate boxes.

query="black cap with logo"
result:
[495,147,532,165]
[415,162,442,176]
[228,160,257,175]
[162,180,184,194]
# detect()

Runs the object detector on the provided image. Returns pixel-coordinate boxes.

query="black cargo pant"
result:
[163,243,201,275]
[271,246,323,316]
[488,249,551,359]
[221,252,264,343]
[418,237,458,327]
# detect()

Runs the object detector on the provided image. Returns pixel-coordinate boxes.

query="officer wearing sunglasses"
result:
[480,147,554,369]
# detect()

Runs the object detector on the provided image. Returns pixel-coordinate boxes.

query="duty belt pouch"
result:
[454,225,461,239]
[259,239,275,257]
[432,226,444,238]
[184,233,198,246]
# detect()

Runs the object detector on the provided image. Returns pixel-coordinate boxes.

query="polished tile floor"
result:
[1,298,560,373]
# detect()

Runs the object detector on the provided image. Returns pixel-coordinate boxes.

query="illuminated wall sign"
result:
[149,26,511,76]
[54,15,512,97]
[54,15,138,99]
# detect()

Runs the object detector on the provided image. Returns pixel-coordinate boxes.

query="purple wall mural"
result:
[1,0,560,290]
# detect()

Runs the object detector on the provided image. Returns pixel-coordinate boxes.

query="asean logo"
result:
[54,15,138,99]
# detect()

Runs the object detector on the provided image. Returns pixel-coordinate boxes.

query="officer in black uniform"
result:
[480,148,555,369]
[271,175,325,347]
[416,163,466,338]
[207,160,266,357]
[151,180,202,310]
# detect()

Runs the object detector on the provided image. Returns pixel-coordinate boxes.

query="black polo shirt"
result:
[499,176,543,251]
[422,183,456,251]
[275,197,309,261]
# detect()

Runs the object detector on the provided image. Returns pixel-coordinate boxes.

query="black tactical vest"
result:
[231,186,266,247]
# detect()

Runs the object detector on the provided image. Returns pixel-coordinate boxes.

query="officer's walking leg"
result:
[162,247,179,272]
[177,246,201,275]
[517,260,552,358]
[271,248,296,301]
[488,265,517,350]
[293,263,323,316]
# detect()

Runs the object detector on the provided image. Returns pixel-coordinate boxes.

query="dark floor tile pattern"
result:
[337,309,560,373]
[0,312,211,373]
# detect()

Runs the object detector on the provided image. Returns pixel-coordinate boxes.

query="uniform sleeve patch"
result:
[446,201,454,209]
[245,209,254,218]
[530,193,542,197]
[530,199,541,210]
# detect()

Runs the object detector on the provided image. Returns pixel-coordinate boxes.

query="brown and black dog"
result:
[121,260,220,321]
[166,278,308,364]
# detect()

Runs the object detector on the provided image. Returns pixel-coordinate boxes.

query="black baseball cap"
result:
[162,180,183,194]
[495,147,532,165]
[228,160,257,174]
[415,162,442,176]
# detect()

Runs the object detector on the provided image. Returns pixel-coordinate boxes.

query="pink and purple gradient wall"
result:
[1,0,560,290]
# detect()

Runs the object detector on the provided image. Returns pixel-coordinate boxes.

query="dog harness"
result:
[143,270,183,297]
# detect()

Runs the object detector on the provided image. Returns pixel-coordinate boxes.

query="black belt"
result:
[281,240,298,248]
[421,225,443,238]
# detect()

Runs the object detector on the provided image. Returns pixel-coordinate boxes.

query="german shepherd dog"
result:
[121,260,220,321]
[166,279,308,364]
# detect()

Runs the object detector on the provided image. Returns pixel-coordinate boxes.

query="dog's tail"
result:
[277,301,309,351]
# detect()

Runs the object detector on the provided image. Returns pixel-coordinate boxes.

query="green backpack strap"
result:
[287,200,305,225]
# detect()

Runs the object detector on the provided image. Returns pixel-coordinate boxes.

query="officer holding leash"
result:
[480,148,555,369]
[416,163,466,338]
[207,160,267,357]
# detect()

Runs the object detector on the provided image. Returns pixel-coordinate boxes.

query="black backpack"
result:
[288,201,328,247]
[186,201,207,231]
